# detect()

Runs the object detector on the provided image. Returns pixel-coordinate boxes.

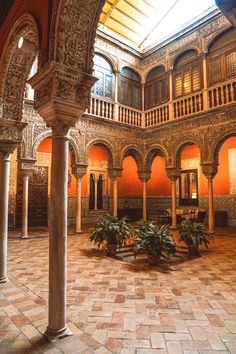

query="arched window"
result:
[92,54,114,99]
[145,66,169,109]
[173,50,202,98]
[208,28,236,86]
[89,174,95,210]
[119,67,141,110]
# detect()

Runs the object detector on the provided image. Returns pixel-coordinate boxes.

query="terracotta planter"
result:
[188,244,201,258]
[147,254,161,266]
[106,244,117,256]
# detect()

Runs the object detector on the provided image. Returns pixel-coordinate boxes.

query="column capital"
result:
[166,167,180,181]
[29,61,98,127]
[201,162,218,179]
[138,170,151,182]
[19,158,36,174]
[109,167,123,180]
[72,163,88,179]
[0,119,27,155]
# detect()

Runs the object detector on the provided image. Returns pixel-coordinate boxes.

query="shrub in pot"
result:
[176,219,214,258]
[134,220,176,265]
[89,214,132,256]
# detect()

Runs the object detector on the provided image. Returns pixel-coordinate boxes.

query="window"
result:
[92,54,114,99]
[173,50,202,98]
[145,66,169,109]
[179,169,198,206]
[208,28,236,85]
[119,67,141,110]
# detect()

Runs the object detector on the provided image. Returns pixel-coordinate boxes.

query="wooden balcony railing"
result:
[173,91,204,119]
[144,103,169,127]
[208,79,236,109]
[87,96,115,120]
[118,104,142,127]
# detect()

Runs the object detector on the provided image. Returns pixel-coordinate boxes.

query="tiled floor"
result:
[1,227,236,353]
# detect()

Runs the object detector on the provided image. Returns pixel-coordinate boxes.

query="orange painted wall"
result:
[88,145,108,160]
[118,156,142,196]
[147,156,171,196]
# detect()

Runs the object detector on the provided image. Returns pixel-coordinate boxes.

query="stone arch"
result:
[211,130,236,165]
[145,144,169,172]
[174,139,203,169]
[50,0,105,73]
[121,145,144,172]
[0,14,39,121]
[85,138,115,169]
[171,47,200,69]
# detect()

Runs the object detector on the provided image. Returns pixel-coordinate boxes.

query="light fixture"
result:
[17,36,36,53]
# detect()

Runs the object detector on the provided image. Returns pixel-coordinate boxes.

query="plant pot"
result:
[106,244,117,256]
[188,244,201,258]
[147,254,161,266]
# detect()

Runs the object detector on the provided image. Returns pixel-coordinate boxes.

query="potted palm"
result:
[177,219,214,258]
[134,220,176,265]
[89,214,132,256]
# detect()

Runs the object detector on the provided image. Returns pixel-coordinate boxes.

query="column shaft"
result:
[208,177,214,233]
[22,173,29,238]
[113,179,118,217]
[94,180,98,210]
[0,152,11,283]
[46,132,71,340]
[171,180,177,227]
[142,181,147,220]
[76,178,82,233]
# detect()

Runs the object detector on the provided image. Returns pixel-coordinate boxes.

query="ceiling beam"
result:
[100,0,123,25]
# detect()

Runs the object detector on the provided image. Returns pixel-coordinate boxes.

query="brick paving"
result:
[1,228,236,353]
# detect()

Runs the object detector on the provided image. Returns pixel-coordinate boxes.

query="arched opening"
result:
[97,174,103,209]
[89,174,95,210]
[92,53,114,99]
[145,66,169,109]
[119,67,142,109]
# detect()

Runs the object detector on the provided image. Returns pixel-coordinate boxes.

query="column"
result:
[76,178,82,233]
[114,70,120,121]
[141,82,146,128]
[45,124,72,341]
[21,171,30,238]
[0,151,11,283]
[202,53,209,110]
[201,162,218,234]
[142,179,147,220]
[94,178,98,210]
[113,178,118,217]
[166,168,179,228]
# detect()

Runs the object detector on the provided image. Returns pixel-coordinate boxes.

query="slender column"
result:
[21,171,30,238]
[208,177,214,233]
[0,151,11,283]
[201,162,218,234]
[142,180,147,220]
[113,178,118,217]
[171,179,177,227]
[76,178,82,233]
[114,71,120,121]
[94,178,98,210]
[45,124,72,341]
[168,69,174,120]
[202,53,209,110]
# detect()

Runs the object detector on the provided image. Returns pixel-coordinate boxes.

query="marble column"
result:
[113,178,118,217]
[45,124,72,341]
[72,164,87,234]
[21,171,30,239]
[0,150,11,283]
[201,162,218,234]
[168,69,174,120]
[138,171,151,221]
[94,178,98,210]
[201,53,209,110]
[166,168,180,228]
[114,70,120,121]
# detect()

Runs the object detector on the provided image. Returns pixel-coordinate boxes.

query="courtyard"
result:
[1,228,236,353]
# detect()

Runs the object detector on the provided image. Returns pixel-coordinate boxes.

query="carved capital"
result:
[201,162,218,179]
[166,167,180,181]
[72,163,88,179]
[19,158,36,174]
[29,61,97,126]
[0,119,27,153]
[137,170,151,182]
[109,167,123,180]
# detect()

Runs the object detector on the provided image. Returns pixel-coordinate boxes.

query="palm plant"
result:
[134,220,176,264]
[89,214,132,255]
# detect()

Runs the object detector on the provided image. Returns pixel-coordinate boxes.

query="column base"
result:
[0,276,8,283]
[44,325,73,342]
[21,235,29,239]
[76,230,83,234]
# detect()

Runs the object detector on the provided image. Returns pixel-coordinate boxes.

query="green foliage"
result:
[134,220,176,260]
[177,219,214,248]
[89,213,132,249]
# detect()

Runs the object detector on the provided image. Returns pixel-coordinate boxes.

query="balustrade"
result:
[118,105,142,127]
[173,91,204,119]
[144,103,169,127]
[208,79,236,109]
